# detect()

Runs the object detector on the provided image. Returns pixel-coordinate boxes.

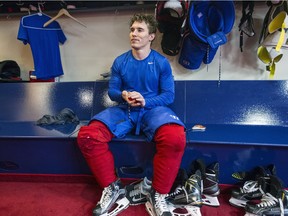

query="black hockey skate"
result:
[166,169,202,216]
[229,177,267,208]
[244,175,288,216]
[229,165,277,208]
[93,179,129,216]
[188,159,220,207]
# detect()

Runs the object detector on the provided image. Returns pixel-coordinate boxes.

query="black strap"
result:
[239,1,255,52]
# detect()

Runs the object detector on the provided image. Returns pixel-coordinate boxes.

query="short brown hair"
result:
[129,13,158,34]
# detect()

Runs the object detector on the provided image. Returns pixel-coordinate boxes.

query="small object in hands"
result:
[128,96,137,102]
[192,124,206,131]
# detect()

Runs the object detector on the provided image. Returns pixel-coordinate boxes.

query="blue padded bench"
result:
[0,80,288,187]
[0,82,94,175]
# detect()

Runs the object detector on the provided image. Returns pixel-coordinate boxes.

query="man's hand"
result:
[122,90,145,107]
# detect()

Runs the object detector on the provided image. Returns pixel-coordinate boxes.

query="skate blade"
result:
[245,209,288,216]
[145,201,156,216]
[168,204,202,216]
[185,205,202,216]
[244,213,258,216]
[202,194,220,207]
[228,197,247,208]
[102,197,130,216]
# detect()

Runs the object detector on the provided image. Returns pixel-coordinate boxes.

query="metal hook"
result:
[16,1,24,6]
[38,1,46,6]
[38,2,42,14]
[38,1,46,14]
[60,0,67,9]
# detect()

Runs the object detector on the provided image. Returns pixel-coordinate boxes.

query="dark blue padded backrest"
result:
[92,80,288,127]
[0,82,94,121]
[185,81,288,126]
[91,81,112,117]
[1,80,288,127]
[168,81,186,123]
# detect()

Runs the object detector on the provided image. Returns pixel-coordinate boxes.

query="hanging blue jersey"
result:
[108,49,175,109]
[17,13,66,79]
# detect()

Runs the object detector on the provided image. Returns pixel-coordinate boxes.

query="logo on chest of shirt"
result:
[148,62,154,65]
[169,114,179,120]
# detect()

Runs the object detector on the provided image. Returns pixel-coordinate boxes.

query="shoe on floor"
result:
[244,175,288,216]
[125,177,152,206]
[146,188,172,216]
[93,179,129,216]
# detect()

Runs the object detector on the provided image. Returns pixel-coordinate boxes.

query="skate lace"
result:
[257,193,284,216]
[129,179,151,198]
[241,180,260,194]
[155,192,169,214]
[168,186,189,203]
[205,172,217,182]
[129,184,142,197]
[99,185,113,208]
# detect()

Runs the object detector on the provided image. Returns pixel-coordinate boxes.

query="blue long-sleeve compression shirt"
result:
[108,49,175,109]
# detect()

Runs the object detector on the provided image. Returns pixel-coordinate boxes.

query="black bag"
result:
[0,60,21,80]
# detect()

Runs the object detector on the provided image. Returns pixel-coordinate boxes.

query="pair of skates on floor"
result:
[93,159,220,216]
[229,164,288,216]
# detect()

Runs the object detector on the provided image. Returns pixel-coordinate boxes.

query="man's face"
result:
[130,21,155,50]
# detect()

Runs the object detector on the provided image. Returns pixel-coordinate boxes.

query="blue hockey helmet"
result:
[189,0,235,49]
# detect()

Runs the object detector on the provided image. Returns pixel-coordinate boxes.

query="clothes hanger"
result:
[43,7,87,28]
